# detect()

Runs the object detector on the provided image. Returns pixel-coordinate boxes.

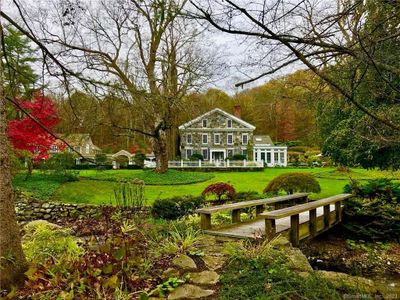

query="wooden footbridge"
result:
[196,193,352,246]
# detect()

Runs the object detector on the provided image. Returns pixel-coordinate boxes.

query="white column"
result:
[283,147,288,167]
[271,149,275,166]
[199,160,202,167]
[243,159,247,167]
[181,160,184,167]
[227,159,230,167]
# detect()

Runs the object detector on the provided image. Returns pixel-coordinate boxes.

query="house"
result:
[50,133,101,158]
[178,107,287,167]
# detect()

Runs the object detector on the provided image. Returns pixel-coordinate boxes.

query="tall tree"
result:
[0,20,28,290]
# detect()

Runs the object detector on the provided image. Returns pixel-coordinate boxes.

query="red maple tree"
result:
[8,93,62,162]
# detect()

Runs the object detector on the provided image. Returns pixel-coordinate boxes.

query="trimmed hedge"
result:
[151,195,205,220]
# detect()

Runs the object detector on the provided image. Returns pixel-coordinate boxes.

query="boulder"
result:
[172,255,196,270]
[167,284,214,300]
[188,271,220,285]
[202,255,226,271]
[162,268,180,280]
[316,270,378,293]
[284,248,313,272]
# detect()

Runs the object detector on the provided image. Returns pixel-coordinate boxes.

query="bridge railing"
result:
[260,193,353,246]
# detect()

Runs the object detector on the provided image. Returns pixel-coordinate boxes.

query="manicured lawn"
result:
[52,167,396,205]
[16,168,399,205]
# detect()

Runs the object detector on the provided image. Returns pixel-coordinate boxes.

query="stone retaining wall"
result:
[15,194,148,222]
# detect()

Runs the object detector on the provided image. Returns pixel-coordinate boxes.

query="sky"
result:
[2,0,305,95]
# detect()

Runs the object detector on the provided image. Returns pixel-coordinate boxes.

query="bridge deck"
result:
[204,204,337,239]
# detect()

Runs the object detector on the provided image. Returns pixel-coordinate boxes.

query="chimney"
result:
[233,105,241,119]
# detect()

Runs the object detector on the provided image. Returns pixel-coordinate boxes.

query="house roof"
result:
[61,133,101,151]
[178,108,256,130]
[253,135,274,146]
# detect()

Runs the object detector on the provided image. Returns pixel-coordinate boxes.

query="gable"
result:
[178,108,255,130]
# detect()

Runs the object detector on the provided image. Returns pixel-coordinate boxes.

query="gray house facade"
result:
[178,108,287,166]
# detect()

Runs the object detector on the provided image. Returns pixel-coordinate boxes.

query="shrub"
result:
[235,191,261,202]
[23,222,84,265]
[344,178,400,203]
[41,152,79,181]
[151,195,205,220]
[227,154,246,161]
[134,150,146,168]
[190,153,203,161]
[95,153,108,164]
[264,172,321,195]
[342,197,400,242]
[202,182,236,201]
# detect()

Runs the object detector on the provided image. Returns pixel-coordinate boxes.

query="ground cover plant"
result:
[263,172,321,195]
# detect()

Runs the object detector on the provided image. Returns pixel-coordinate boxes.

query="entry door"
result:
[212,151,224,161]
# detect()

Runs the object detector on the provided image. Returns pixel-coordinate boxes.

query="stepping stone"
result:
[172,254,196,270]
[168,284,214,299]
[202,255,226,270]
[188,270,220,285]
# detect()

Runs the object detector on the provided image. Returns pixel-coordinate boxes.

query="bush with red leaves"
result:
[202,182,236,202]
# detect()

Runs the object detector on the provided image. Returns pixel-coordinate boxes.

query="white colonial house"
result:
[178,107,287,167]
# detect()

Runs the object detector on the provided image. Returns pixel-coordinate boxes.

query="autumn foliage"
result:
[264,172,321,195]
[8,93,61,162]
[202,182,236,201]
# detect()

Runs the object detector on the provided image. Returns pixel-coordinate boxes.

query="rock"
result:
[24,220,62,230]
[270,236,291,248]
[188,271,220,285]
[167,284,214,299]
[316,270,378,293]
[42,203,50,208]
[172,255,196,270]
[202,255,226,271]
[162,268,180,280]
[285,248,313,272]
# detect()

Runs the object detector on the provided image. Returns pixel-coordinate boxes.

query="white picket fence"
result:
[144,159,264,169]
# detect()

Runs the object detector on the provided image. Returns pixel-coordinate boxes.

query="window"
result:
[242,133,248,145]
[202,119,207,128]
[202,134,208,144]
[186,149,192,159]
[267,152,271,163]
[242,149,248,159]
[187,133,192,144]
[227,133,233,145]
[261,152,266,161]
[202,149,208,160]
[274,152,279,163]
[50,145,58,152]
[85,144,90,154]
[214,133,220,144]
[227,149,234,158]
[280,151,285,163]
[227,119,233,128]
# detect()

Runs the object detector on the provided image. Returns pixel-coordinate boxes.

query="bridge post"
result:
[232,209,241,223]
[335,201,342,223]
[265,219,276,240]
[323,205,330,228]
[200,214,211,230]
[309,208,317,237]
[290,214,300,247]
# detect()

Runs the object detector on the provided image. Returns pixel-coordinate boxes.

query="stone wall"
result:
[15,194,148,222]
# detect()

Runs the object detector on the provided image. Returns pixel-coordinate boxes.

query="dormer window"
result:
[242,133,248,145]
[202,119,207,128]
[227,119,233,128]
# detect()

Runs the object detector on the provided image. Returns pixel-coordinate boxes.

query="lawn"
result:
[14,168,399,205]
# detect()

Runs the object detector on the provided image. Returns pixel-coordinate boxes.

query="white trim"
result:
[186,133,192,144]
[242,133,249,145]
[178,108,256,130]
[202,119,208,128]
[227,133,233,145]
[227,119,233,128]
[202,133,208,144]
[213,133,221,145]
[210,149,226,162]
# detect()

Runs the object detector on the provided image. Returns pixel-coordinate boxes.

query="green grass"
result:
[18,167,398,205]
[53,168,348,205]
[314,169,400,180]
[13,173,68,200]
[78,169,214,185]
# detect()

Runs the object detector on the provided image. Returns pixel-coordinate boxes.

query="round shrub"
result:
[202,182,236,202]
[264,172,321,195]
[190,153,204,161]
[151,195,205,220]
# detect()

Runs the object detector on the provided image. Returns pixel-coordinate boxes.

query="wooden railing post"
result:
[265,219,276,240]
[335,201,342,223]
[232,209,241,223]
[323,205,330,228]
[309,209,317,237]
[290,214,300,247]
[200,213,211,230]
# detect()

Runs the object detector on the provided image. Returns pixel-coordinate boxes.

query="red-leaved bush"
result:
[8,93,62,162]
[201,182,236,201]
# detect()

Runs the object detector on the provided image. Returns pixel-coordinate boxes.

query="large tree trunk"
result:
[0,48,28,289]
[152,129,168,174]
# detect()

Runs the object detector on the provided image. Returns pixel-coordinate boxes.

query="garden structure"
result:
[196,193,352,246]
